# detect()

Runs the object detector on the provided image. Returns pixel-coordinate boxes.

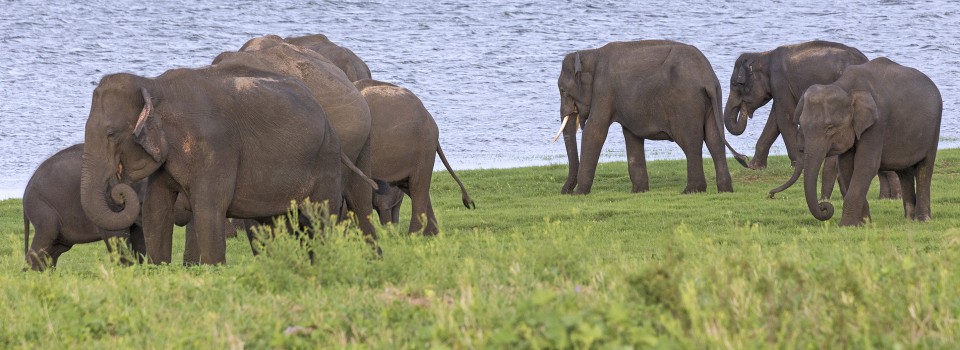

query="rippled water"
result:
[2,1,958,199]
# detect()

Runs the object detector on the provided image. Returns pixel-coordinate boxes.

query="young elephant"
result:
[789,58,941,226]
[355,79,475,235]
[23,144,145,270]
[555,40,739,195]
[725,40,900,199]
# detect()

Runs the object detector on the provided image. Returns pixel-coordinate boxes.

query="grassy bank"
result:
[1,150,959,348]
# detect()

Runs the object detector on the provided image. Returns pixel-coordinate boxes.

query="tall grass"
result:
[1,150,959,348]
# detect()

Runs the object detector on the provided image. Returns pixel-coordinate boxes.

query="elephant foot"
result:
[681,185,706,194]
[878,192,902,200]
[631,185,649,193]
[914,213,931,222]
[747,159,767,170]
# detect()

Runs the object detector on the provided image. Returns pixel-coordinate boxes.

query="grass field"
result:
[1,150,959,348]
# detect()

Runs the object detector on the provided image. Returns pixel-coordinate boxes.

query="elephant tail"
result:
[437,144,475,209]
[23,212,30,258]
[709,83,749,167]
[340,153,389,195]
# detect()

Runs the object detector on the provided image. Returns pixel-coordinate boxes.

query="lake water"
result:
[2,0,958,199]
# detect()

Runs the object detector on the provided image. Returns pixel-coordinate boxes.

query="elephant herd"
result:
[22,37,942,271]
[556,40,941,228]
[23,34,474,270]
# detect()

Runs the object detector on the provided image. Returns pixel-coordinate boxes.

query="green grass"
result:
[2,150,960,348]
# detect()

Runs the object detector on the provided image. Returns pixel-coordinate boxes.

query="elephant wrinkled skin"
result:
[557,40,735,195]
[284,34,372,82]
[790,58,941,226]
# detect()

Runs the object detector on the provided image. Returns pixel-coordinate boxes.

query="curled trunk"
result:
[80,157,141,231]
[803,153,834,221]
[723,98,748,136]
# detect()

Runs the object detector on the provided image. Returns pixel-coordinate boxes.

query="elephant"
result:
[354,79,476,235]
[80,63,347,265]
[723,40,900,199]
[776,57,941,226]
[555,40,740,195]
[284,34,372,82]
[212,34,379,251]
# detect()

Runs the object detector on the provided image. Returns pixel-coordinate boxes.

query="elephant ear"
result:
[133,87,168,163]
[850,90,878,140]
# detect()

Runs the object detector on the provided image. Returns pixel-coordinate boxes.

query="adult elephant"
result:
[354,79,475,235]
[784,58,941,226]
[80,65,345,265]
[213,34,378,246]
[723,40,900,199]
[555,40,737,195]
[284,34,371,82]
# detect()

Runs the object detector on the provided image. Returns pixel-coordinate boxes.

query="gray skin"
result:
[354,79,475,235]
[80,63,345,265]
[211,34,378,252]
[373,185,405,226]
[558,40,735,195]
[785,58,941,226]
[284,34,371,82]
[723,40,900,200]
[23,144,146,271]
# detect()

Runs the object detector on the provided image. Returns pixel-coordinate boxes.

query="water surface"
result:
[2,0,958,198]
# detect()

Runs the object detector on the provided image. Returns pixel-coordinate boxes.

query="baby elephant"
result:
[22,144,147,270]
[355,79,475,235]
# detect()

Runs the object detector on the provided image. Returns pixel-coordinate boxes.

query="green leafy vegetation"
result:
[2,150,959,348]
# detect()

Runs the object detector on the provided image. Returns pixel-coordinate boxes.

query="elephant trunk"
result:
[803,152,834,221]
[724,96,748,136]
[80,154,141,231]
[561,114,580,194]
[768,158,803,198]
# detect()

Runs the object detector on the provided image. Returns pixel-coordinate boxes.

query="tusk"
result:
[116,162,123,181]
[575,115,580,133]
[552,115,570,143]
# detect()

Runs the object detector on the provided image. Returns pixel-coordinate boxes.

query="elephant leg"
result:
[391,198,402,224]
[897,169,917,219]
[913,154,936,221]
[749,113,781,169]
[45,243,72,269]
[407,173,438,235]
[773,100,802,164]
[101,229,134,265]
[129,224,146,264]
[622,128,649,193]
[703,111,733,193]
[676,127,707,194]
[343,147,378,242]
[183,223,200,265]
[574,105,613,195]
[142,177,177,264]
[878,171,902,200]
[25,207,58,270]
[839,153,879,226]
[820,156,840,201]
[836,152,855,198]
[188,202,229,265]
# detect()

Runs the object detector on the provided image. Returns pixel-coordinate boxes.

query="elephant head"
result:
[81,73,168,230]
[795,84,877,221]
[554,50,596,193]
[724,53,773,135]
